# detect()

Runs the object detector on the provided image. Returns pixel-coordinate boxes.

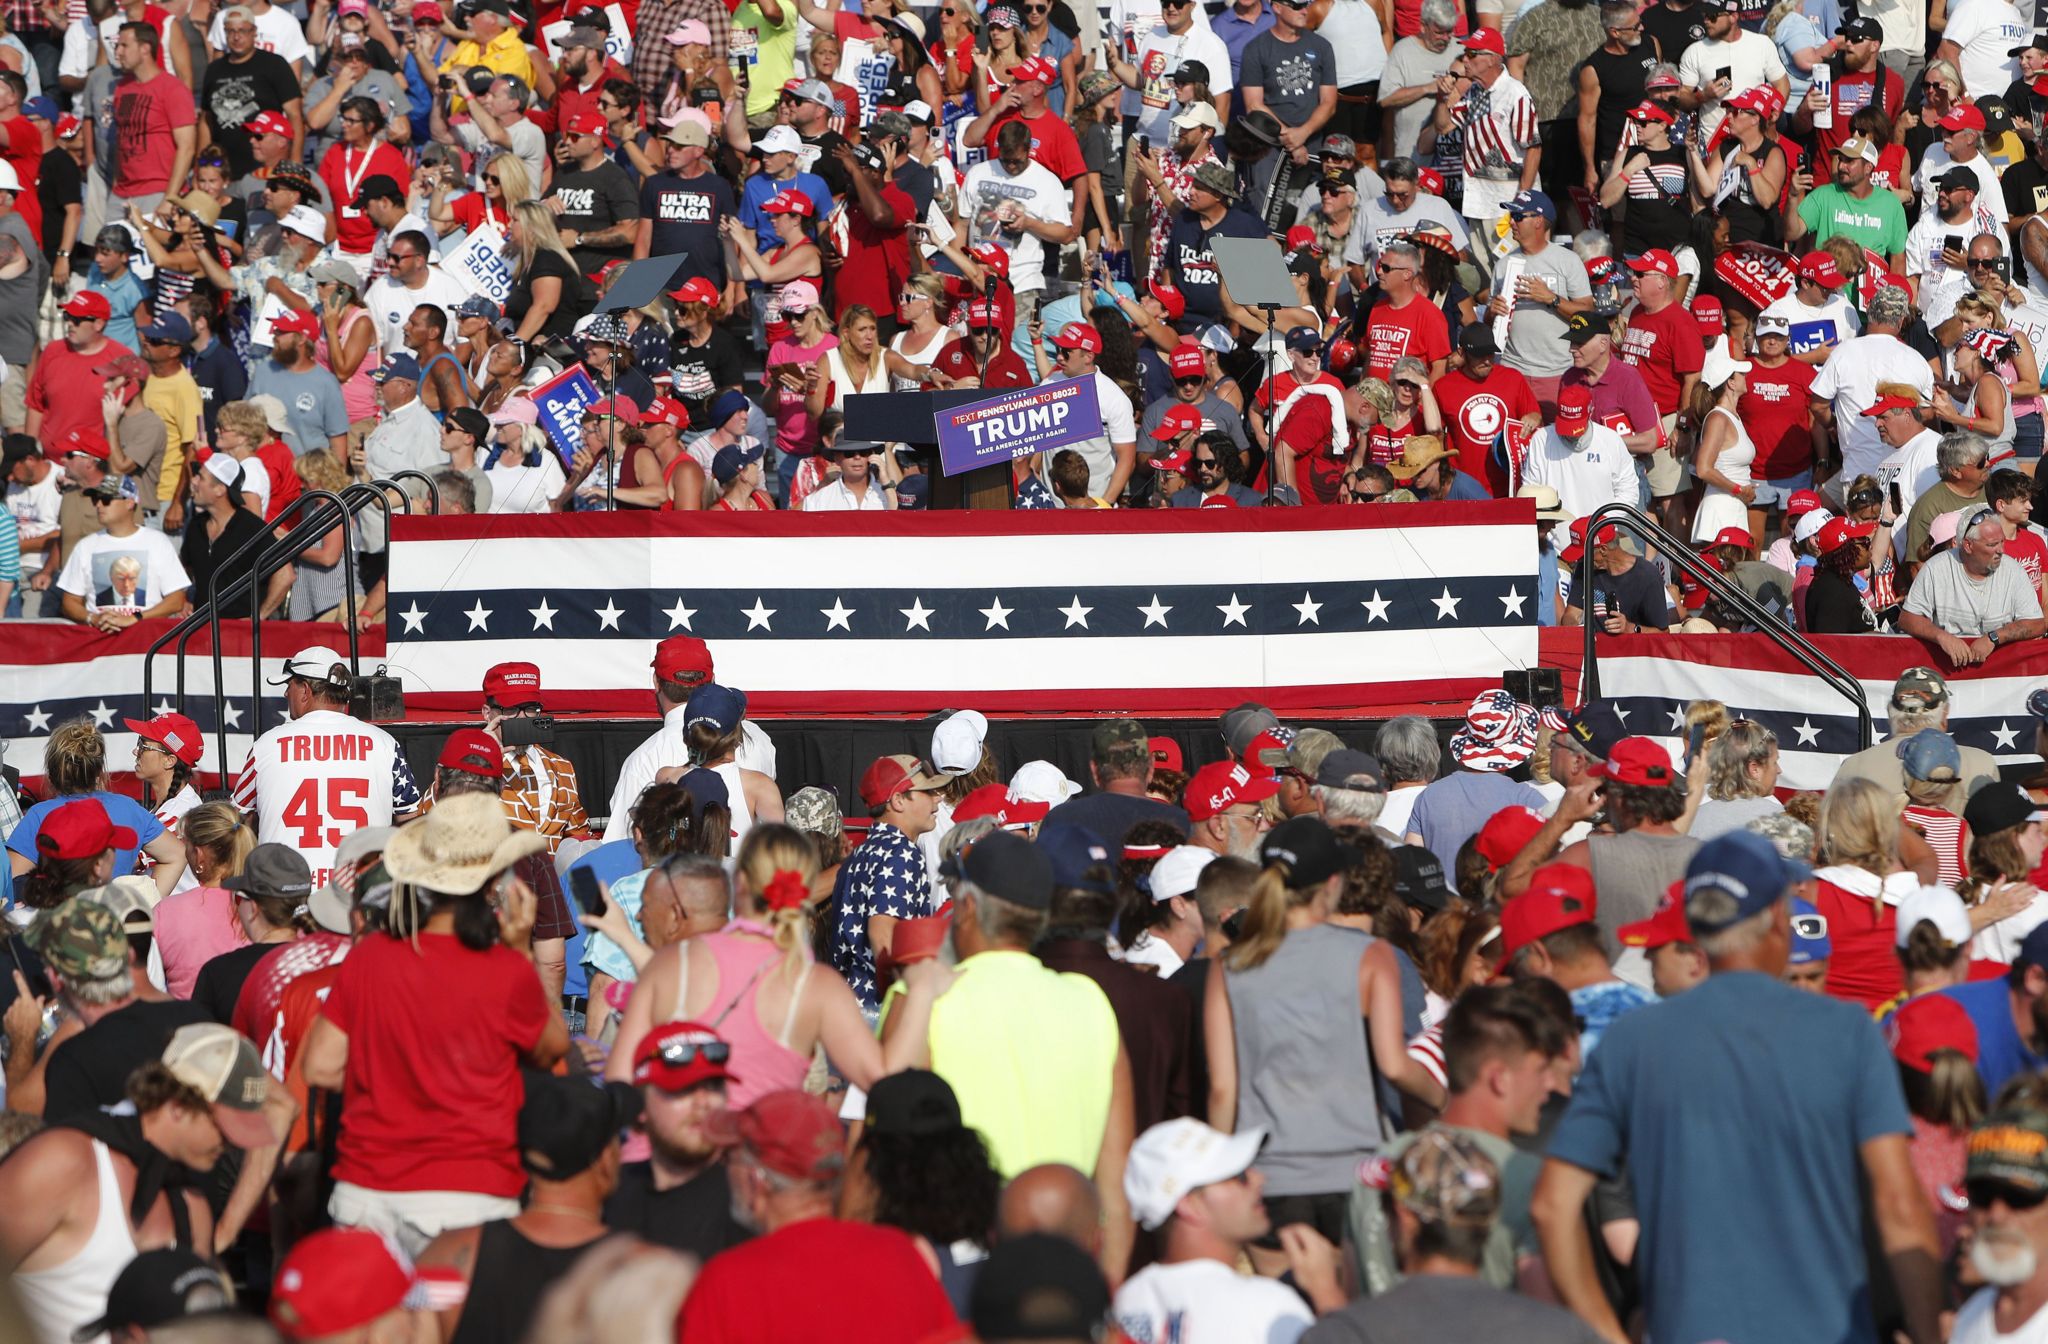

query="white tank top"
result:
[824,346,889,411]
[235,708,402,891]
[16,1140,138,1344]
[888,326,947,391]
[711,760,755,853]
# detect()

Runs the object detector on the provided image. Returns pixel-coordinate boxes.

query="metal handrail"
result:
[242,489,376,760]
[1576,502,1874,751]
[389,469,442,513]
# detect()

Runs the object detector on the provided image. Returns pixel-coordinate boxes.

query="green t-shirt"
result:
[735,1,798,119]
[1797,183,1908,258]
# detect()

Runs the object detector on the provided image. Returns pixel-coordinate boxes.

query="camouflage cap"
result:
[784,785,844,838]
[26,899,129,980]
[1968,1106,2048,1195]
[1746,811,1815,862]
[1390,1126,1501,1229]
[1092,718,1150,756]
[869,110,913,141]
[1891,666,1950,713]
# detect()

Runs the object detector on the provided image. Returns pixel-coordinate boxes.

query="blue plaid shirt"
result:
[829,823,934,1012]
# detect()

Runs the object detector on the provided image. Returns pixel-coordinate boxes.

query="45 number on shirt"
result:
[282,776,371,850]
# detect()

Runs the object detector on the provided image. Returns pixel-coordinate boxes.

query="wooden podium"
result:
[843,390,1014,511]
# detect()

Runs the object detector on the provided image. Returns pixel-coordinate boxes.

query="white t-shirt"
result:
[1128,23,1234,145]
[1520,423,1637,533]
[960,158,1072,295]
[1113,1260,1313,1344]
[488,456,567,513]
[56,526,189,613]
[1677,30,1788,144]
[1877,427,1943,532]
[232,707,410,890]
[205,4,312,67]
[1951,1287,2048,1344]
[1760,291,1862,358]
[1913,148,2009,230]
[363,268,467,367]
[1907,202,2006,327]
[1943,0,2028,98]
[4,464,63,576]
[1812,332,1936,483]
[1058,369,1138,501]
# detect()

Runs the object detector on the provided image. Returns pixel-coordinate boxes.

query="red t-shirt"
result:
[986,109,1086,184]
[2007,527,2048,590]
[1738,357,1818,481]
[1363,294,1450,382]
[450,191,511,237]
[1616,302,1704,417]
[1811,876,1902,1010]
[232,932,349,1054]
[277,961,343,1153]
[675,1217,960,1343]
[319,141,410,255]
[827,80,861,135]
[933,336,1031,388]
[27,338,135,456]
[111,69,196,198]
[1816,67,1902,162]
[256,439,302,521]
[0,116,40,246]
[832,180,916,320]
[1434,364,1538,497]
[319,931,551,1197]
[528,58,630,135]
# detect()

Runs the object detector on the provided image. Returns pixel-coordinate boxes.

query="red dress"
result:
[1810,866,1917,1009]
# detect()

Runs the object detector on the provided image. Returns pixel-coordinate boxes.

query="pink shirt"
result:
[152,886,250,999]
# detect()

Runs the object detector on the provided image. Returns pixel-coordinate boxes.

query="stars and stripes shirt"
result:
[829,823,935,1013]
[1457,74,1539,184]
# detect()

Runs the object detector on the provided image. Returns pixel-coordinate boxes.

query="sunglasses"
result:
[1022,4,1050,11]
[898,291,929,304]
[1967,1179,2048,1211]
[1791,913,1827,940]
[1175,376,1204,388]
[1192,456,1219,467]
[484,174,503,185]
[655,1036,732,1067]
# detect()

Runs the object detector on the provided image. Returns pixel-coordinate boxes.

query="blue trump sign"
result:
[531,366,601,466]
[935,379,1106,477]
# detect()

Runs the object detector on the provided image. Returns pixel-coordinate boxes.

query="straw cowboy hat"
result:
[380,794,545,894]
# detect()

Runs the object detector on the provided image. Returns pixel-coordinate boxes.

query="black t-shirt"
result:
[2007,159,2048,286]
[198,51,300,180]
[1641,0,1704,66]
[1585,46,1660,172]
[180,506,268,618]
[42,998,215,1122]
[1621,144,1694,255]
[1584,555,1672,630]
[36,148,80,265]
[1040,792,1192,850]
[640,169,736,289]
[798,131,852,199]
[1805,566,1873,634]
[601,1160,753,1259]
[191,942,277,1025]
[546,160,641,279]
[507,250,592,342]
[667,326,744,430]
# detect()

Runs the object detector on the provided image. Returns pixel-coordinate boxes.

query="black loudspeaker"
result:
[1504,667,1564,710]
[351,666,406,723]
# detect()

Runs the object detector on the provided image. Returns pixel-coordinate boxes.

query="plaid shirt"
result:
[500,743,588,854]
[3,0,51,35]
[634,0,729,97]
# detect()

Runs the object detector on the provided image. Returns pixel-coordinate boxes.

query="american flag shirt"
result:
[1456,72,1539,186]
[829,823,935,1013]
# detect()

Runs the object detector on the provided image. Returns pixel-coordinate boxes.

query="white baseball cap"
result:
[1009,759,1082,806]
[280,204,327,241]
[1895,885,1972,950]
[1792,508,1835,545]
[931,709,989,775]
[270,645,350,685]
[199,453,242,489]
[1148,845,1216,902]
[1124,1118,1266,1230]
[754,124,803,156]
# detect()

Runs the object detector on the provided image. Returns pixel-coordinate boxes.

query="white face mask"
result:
[1972,1224,2040,1288]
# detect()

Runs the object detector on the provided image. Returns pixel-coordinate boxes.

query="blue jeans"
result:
[1752,471,1815,510]
[2016,413,2044,462]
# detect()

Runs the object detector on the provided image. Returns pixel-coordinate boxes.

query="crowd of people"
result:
[5,640,2048,1343]
[0,0,2042,647]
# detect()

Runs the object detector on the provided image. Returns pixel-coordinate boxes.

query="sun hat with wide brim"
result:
[380,794,545,895]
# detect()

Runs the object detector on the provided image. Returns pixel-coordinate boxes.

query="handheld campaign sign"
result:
[934,379,1105,477]
[444,224,514,306]
[530,365,601,467]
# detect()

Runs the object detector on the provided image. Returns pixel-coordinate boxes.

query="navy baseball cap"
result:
[2019,921,2048,970]
[1507,189,1555,221]
[1683,830,1809,933]
[2027,686,2048,721]
[895,475,930,510]
[1035,825,1116,896]
[1557,702,1628,761]
[682,682,746,735]
[1788,897,1830,964]
[1284,325,1322,354]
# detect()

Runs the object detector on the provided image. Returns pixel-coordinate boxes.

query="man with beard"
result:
[1185,759,1279,861]
[1940,924,2048,1094]
[1951,1103,2048,1343]
[601,1021,753,1261]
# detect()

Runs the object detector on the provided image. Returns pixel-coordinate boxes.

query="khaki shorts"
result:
[0,361,26,431]
[1643,444,1688,497]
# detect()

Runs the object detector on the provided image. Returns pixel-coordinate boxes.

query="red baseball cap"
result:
[565,110,610,141]
[1817,516,1878,555]
[1939,103,1987,132]
[1678,552,1725,610]
[963,299,1003,329]
[585,394,641,426]
[482,661,541,705]
[970,241,1012,279]
[632,1021,735,1091]
[652,635,714,684]
[1618,880,1693,950]
[667,276,721,306]
[61,290,111,320]
[951,782,1050,829]
[437,727,504,780]
[270,306,321,337]
[1556,384,1592,436]
[1888,992,1979,1071]
[1150,445,1191,472]
[1723,85,1775,114]
[1590,736,1680,787]
[123,712,204,766]
[763,189,816,217]
[1497,864,1597,970]
[1476,806,1545,868]
[858,754,948,809]
[643,395,689,428]
[1151,403,1203,442]
[1462,25,1505,53]
[707,1088,845,1180]
[1169,343,1205,378]
[1284,224,1321,256]
[1416,167,1445,195]
[244,110,292,138]
[1009,55,1061,85]
[1054,322,1102,353]
[1626,99,1674,124]
[1862,393,1921,417]
[270,1229,427,1341]
[1797,251,1848,288]
[1705,526,1752,550]
[1692,293,1725,334]
[36,798,137,861]
[1626,249,1679,278]
[1148,277,1187,319]
[1149,736,1184,773]
[60,426,110,461]
[1785,489,1825,517]
[1185,760,1280,822]
[1559,514,1620,565]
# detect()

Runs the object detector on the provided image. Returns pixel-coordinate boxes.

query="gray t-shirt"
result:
[458,117,547,198]
[1303,1274,1606,1344]
[303,71,405,163]
[1493,240,1591,379]
[1903,549,2045,637]
[0,211,45,366]
[247,360,350,458]
[1139,390,1248,450]
[1348,191,1471,265]
[116,406,166,508]
[1239,28,1339,132]
[1380,35,1460,162]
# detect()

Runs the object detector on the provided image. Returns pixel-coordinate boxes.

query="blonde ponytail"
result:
[1223,863,1298,972]
[736,823,822,981]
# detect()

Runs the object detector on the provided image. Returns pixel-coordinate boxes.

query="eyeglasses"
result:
[340,115,366,125]
[134,740,172,757]
[655,1036,732,1067]
[1791,912,1827,940]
